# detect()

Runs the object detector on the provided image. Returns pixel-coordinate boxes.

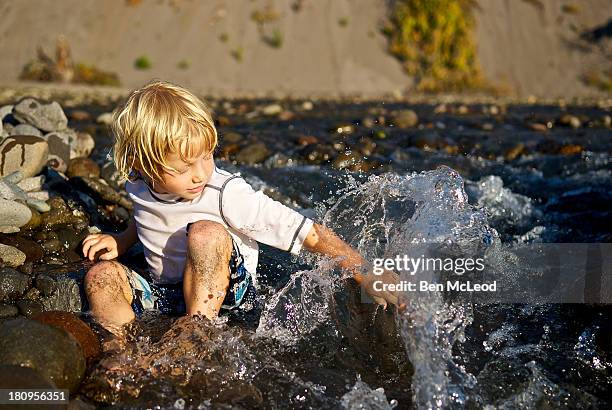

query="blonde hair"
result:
[111,80,217,184]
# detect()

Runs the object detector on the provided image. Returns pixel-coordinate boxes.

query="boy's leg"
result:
[84,260,135,333]
[183,220,232,319]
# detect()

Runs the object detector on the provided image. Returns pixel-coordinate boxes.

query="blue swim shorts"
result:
[121,240,257,317]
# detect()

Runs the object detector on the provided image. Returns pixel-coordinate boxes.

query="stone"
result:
[0,244,26,267]
[297,135,318,146]
[0,267,31,302]
[100,161,125,191]
[33,312,101,363]
[0,198,32,233]
[40,272,83,313]
[13,98,68,132]
[71,132,95,159]
[17,175,45,192]
[67,157,100,178]
[42,197,89,229]
[392,110,419,128]
[27,191,50,201]
[0,105,13,121]
[559,114,581,129]
[9,123,43,137]
[70,177,132,210]
[0,135,49,178]
[35,275,57,296]
[0,318,86,392]
[262,104,282,116]
[16,299,44,317]
[235,142,271,165]
[69,110,91,121]
[0,236,44,264]
[0,303,18,318]
[96,112,113,125]
[21,207,42,231]
[222,132,244,144]
[301,101,314,111]
[43,130,73,172]
[0,178,28,201]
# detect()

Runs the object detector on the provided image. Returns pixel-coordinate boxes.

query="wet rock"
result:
[0,236,44,264]
[601,115,611,128]
[69,110,91,122]
[13,98,68,132]
[17,299,44,317]
[100,161,125,191]
[235,142,271,165]
[222,132,243,144]
[219,143,240,161]
[71,132,95,159]
[297,135,318,146]
[0,243,26,267]
[96,112,113,125]
[0,199,31,233]
[42,236,62,253]
[67,157,100,178]
[71,177,132,210]
[528,123,549,132]
[0,365,64,410]
[262,103,282,116]
[33,311,101,363]
[392,109,418,128]
[39,272,82,313]
[299,144,336,164]
[278,110,295,121]
[361,116,376,128]
[9,123,43,137]
[0,267,31,302]
[0,303,18,318]
[332,124,355,134]
[0,135,49,178]
[21,207,42,230]
[263,152,291,168]
[559,114,581,129]
[35,274,57,296]
[559,144,583,155]
[0,318,86,392]
[301,101,314,111]
[42,197,89,229]
[358,137,377,156]
[333,151,362,170]
[504,143,525,161]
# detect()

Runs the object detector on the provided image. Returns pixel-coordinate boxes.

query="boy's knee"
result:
[187,220,232,251]
[84,261,126,292]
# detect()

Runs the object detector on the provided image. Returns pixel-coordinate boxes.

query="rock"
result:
[0,135,49,178]
[100,161,125,191]
[71,132,95,159]
[8,123,43,137]
[1,236,44,264]
[42,197,89,229]
[16,299,44,317]
[529,123,549,132]
[235,143,271,165]
[0,304,18,318]
[32,312,101,363]
[0,198,32,233]
[297,135,318,146]
[21,207,42,230]
[67,157,100,178]
[0,244,26,267]
[43,130,73,172]
[278,110,294,121]
[392,110,418,128]
[96,112,113,125]
[69,110,91,121]
[504,143,525,161]
[0,105,13,121]
[35,275,57,296]
[42,237,62,253]
[262,104,282,116]
[0,267,31,302]
[333,151,362,170]
[17,175,45,192]
[263,152,290,168]
[222,132,243,144]
[559,144,583,155]
[13,98,68,132]
[0,178,28,201]
[332,124,355,134]
[0,318,86,392]
[39,272,82,313]
[301,101,314,111]
[559,114,581,129]
[71,177,132,210]
[299,144,336,164]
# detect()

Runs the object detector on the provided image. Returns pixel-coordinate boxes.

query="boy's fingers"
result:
[82,237,102,256]
[99,250,117,260]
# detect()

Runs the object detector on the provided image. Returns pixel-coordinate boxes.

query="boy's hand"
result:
[82,233,120,261]
[359,269,401,308]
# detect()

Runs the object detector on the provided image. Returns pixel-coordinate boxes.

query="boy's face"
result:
[152,151,215,200]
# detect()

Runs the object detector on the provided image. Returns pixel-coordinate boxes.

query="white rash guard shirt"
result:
[125,166,314,285]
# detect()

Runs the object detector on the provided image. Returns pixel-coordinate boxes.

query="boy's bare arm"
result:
[113,216,139,255]
[302,223,399,307]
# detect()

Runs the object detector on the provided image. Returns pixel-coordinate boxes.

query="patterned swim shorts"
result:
[121,240,257,317]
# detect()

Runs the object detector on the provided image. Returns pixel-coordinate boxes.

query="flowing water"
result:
[75,100,610,409]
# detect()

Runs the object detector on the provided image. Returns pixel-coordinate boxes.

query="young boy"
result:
[81,80,398,331]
